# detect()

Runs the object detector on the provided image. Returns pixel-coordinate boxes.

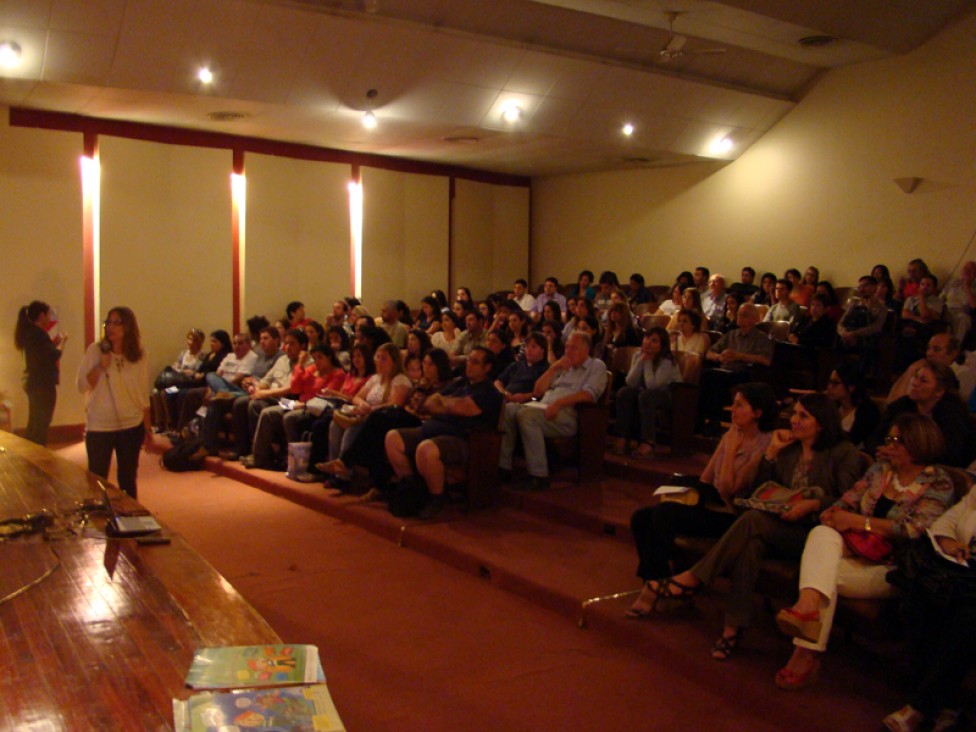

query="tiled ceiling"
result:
[0,0,970,176]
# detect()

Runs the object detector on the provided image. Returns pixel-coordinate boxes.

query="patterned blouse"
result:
[834,461,955,540]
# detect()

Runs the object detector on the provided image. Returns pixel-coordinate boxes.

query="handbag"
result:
[733,481,824,515]
[886,535,976,607]
[154,366,194,390]
[842,529,894,562]
[332,404,366,430]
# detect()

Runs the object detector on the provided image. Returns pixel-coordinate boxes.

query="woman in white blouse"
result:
[430,311,462,357]
[77,306,151,498]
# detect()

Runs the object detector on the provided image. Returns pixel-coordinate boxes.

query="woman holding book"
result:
[626,393,862,662]
[628,382,776,591]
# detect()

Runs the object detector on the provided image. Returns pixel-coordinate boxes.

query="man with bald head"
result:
[698,303,774,434]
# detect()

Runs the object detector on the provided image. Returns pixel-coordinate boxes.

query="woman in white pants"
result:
[774,413,955,690]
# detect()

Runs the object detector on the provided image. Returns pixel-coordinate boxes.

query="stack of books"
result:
[173,644,345,731]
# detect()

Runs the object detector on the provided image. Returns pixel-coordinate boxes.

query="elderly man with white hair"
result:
[498,330,608,491]
[941,260,976,343]
[702,274,728,330]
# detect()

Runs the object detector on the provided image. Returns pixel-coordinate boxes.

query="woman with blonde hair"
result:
[76,307,151,498]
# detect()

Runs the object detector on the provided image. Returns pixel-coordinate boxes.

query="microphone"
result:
[98,339,112,354]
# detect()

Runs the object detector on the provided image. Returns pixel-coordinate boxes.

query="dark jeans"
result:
[630,497,738,580]
[24,385,57,446]
[86,423,145,499]
[903,592,976,716]
[341,407,421,486]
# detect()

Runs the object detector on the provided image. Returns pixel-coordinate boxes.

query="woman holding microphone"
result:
[77,307,151,498]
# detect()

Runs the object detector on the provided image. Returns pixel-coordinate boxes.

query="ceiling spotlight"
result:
[501,102,522,123]
[198,67,214,84]
[362,110,377,129]
[0,41,22,69]
[622,123,635,137]
[709,135,734,155]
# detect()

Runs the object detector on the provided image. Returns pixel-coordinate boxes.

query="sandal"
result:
[882,705,925,732]
[624,576,700,618]
[776,607,822,643]
[710,630,742,661]
[624,581,658,619]
[775,656,821,691]
[932,708,961,732]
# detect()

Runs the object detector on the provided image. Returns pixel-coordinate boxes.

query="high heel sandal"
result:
[710,629,742,661]
[775,607,822,643]
[774,656,821,691]
[624,576,699,618]
[882,705,925,732]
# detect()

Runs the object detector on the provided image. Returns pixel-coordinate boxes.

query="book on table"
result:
[173,683,345,732]
[184,644,324,689]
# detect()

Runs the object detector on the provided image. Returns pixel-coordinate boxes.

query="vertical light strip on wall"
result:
[80,132,100,344]
[348,165,363,299]
[231,149,246,334]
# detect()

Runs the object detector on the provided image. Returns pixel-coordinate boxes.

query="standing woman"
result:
[76,307,151,498]
[14,300,67,445]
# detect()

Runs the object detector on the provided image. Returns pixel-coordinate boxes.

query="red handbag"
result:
[842,529,894,562]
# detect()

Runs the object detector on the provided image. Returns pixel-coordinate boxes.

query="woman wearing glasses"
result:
[774,414,954,690]
[76,307,151,498]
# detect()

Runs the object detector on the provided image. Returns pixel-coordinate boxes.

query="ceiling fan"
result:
[658,11,727,62]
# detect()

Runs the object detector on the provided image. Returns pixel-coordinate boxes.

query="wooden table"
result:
[0,432,281,730]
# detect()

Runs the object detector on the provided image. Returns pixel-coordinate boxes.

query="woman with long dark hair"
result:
[76,307,151,498]
[14,300,67,445]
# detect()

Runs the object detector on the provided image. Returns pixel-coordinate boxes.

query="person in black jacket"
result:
[825,364,880,448]
[14,301,67,446]
[866,360,976,467]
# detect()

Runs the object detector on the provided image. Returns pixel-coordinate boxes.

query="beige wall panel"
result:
[361,167,448,314]
[453,179,529,299]
[100,137,232,381]
[532,12,976,290]
[245,155,350,325]
[491,185,530,293]
[0,112,84,430]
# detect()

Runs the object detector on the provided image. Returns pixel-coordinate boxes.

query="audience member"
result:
[453,310,488,366]
[612,327,682,458]
[702,274,728,330]
[867,360,976,467]
[494,332,549,402]
[531,277,568,321]
[206,332,258,396]
[775,414,953,690]
[570,270,596,301]
[887,333,976,404]
[754,271,778,307]
[789,294,836,350]
[627,273,652,309]
[378,300,409,348]
[628,383,776,595]
[766,278,802,325]
[699,303,773,433]
[286,301,310,328]
[896,258,930,303]
[825,364,880,448]
[658,282,686,317]
[940,260,976,343]
[326,325,351,370]
[498,331,608,491]
[883,484,976,732]
[728,267,760,301]
[512,278,537,312]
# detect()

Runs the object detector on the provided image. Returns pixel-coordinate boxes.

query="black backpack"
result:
[161,436,208,472]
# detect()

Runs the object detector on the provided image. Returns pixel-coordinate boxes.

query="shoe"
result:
[419,495,446,520]
[776,607,822,643]
[883,705,925,732]
[624,576,699,618]
[240,455,257,469]
[932,708,961,732]
[711,630,743,661]
[529,476,550,491]
[775,656,821,691]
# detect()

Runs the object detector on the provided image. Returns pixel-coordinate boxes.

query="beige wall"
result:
[100,137,233,379]
[244,154,351,325]
[531,13,976,290]
[361,167,449,314]
[452,179,530,298]
[0,114,85,430]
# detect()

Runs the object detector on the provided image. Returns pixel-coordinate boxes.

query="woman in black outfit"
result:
[14,301,67,446]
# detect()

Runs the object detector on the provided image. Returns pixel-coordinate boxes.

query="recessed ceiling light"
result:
[709,135,734,154]
[501,101,522,123]
[0,41,22,69]
[622,123,635,136]
[362,110,377,129]
[198,67,214,84]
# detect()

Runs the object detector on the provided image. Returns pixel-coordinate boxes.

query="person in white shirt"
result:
[206,332,258,395]
[512,278,536,313]
[77,306,151,498]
